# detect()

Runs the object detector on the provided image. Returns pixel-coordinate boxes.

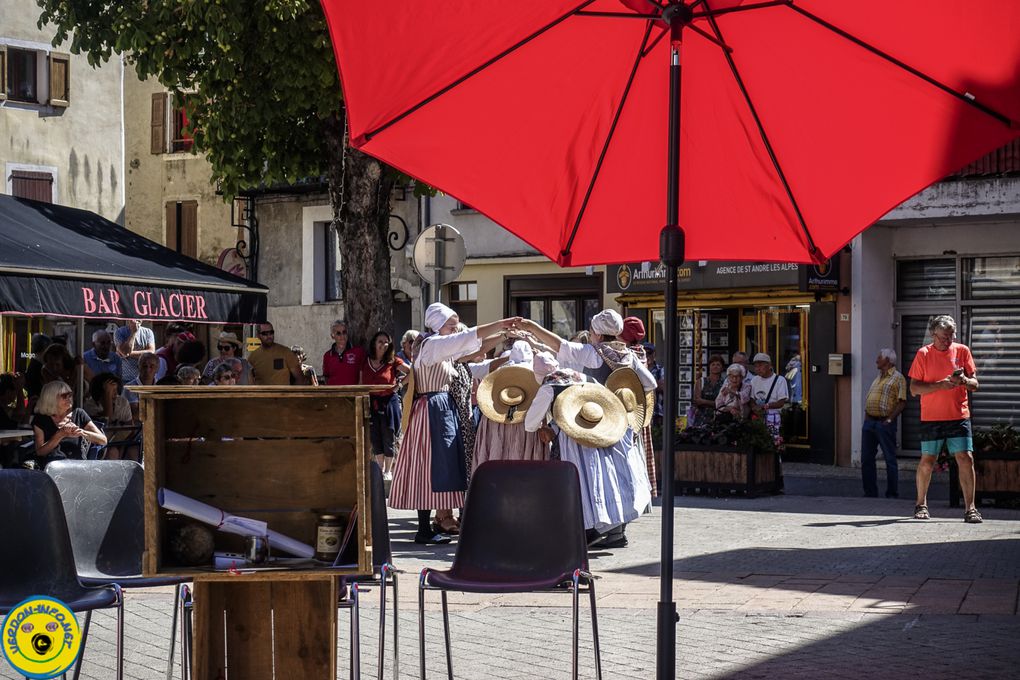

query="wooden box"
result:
[192,575,339,680]
[949,451,1020,507]
[675,444,780,497]
[137,386,374,579]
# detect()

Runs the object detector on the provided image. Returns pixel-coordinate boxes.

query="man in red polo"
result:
[322,319,366,385]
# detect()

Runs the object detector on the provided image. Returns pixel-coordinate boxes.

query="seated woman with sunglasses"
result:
[31,380,107,468]
[202,331,251,385]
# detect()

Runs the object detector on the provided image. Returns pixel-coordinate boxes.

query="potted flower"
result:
[673,414,781,496]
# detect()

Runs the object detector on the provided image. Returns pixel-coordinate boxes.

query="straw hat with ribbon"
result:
[552,383,627,449]
[477,365,539,425]
[606,367,648,432]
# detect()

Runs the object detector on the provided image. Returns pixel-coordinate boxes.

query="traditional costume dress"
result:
[389,314,481,512]
[525,353,649,533]
[472,341,549,474]
[622,316,658,496]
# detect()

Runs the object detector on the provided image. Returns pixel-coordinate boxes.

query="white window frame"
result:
[0,38,54,107]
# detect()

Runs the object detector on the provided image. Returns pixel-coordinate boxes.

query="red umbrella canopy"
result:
[322,0,1020,267]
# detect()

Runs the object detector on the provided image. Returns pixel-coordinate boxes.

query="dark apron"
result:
[423,390,467,493]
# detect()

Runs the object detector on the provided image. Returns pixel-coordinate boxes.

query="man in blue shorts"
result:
[908,315,981,523]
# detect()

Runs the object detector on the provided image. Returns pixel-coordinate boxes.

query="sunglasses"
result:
[259,330,275,336]
[332,330,348,336]
[217,345,234,351]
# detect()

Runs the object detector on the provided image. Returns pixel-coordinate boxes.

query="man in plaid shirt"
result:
[861,348,907,498]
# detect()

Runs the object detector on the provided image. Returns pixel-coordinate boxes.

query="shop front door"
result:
[754,307,810,452]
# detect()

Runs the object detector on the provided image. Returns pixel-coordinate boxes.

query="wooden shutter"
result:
[165,201,178,250]
[151,92,167,154]
[11,171,54,203]
[48,52,70,107]
[166,201,198,257]
[181,201,198,257]
[0,46,7,102]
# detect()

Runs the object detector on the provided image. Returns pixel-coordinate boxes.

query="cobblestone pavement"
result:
[4,494,1018,679]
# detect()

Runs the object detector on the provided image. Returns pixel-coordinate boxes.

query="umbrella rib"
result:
[561,22,655,260]
[702,2,822,260]
[362,0,598,142]
[786,3,1017,129]
[642,27,669,58]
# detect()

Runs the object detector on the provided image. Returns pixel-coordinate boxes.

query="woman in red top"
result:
[361,332,410,479]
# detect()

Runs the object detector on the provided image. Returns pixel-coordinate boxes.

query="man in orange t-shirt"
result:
[907,315,981,523]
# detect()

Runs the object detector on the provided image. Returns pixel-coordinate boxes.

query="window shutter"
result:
[48,52,70,107]
[151,92,167,154]
[165,201,178,250]
[181,201,198,258]
[11,171,54,203]
[0,46,7,101]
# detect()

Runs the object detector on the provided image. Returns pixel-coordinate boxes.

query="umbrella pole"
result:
[657,24,686,680]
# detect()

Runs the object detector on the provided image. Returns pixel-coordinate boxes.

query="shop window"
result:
[963,306,1019,429]
[449,281,477,327]
[506,274,602,341]
[896,259,956,301]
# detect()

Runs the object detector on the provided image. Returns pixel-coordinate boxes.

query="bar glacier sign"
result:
[82,287,209,320]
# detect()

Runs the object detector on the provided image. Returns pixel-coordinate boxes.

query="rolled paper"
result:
[158,487,315,559]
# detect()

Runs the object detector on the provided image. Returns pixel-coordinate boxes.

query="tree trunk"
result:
[324,113,396,348]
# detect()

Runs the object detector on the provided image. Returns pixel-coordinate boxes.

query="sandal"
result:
[964,508,983,524]
[913,504,930,520]
[433,516,460,535]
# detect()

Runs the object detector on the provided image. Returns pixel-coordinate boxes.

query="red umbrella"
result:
[321,1,1020,675]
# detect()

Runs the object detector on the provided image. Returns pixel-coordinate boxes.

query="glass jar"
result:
[315,513,344,562]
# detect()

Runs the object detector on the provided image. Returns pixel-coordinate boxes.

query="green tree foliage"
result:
[37,0,400,343]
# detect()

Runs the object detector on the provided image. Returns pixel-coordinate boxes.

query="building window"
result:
[151,92,194,154]
[10,170,54,203]
[449,281,478,327]
[165,201,198,258]
[0,46,69,106]
[171,101,194,153]
[313,221,341,303]
[6,48,37,103]
[506,274,602,341]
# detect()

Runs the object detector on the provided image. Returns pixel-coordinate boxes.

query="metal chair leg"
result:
[440,592,452,680]
[588,579,602,680]
[351,584,362,680]
[71,610,91,680]
[571,571,580,680]
[166,583,180,680]
[181,586,193,680]
[418,571,427,680]
[378,570,387,680]
[392,572,400,680]
[115,585,125,680]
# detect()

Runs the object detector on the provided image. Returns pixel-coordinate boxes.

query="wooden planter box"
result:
[136,386,375,680]
[674,444,780,497]
[949,450,1020,507]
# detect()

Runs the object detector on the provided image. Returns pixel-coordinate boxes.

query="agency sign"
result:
[608,260,808,294]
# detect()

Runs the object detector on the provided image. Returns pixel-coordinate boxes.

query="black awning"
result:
[0,195,268,324]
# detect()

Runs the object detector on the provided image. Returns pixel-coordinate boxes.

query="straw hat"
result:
[552,383,627,448]
[477,365,539,425]
[606,367,648,432]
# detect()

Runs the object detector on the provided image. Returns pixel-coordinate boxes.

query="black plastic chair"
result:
[46,460,191,680]
[339,461,402,680]
[0,469,124,679]
[418,460,601,680]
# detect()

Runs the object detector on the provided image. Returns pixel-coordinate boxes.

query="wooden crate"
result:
[675,444,779,497]
[192,575,338,680]
[136,386,374,579]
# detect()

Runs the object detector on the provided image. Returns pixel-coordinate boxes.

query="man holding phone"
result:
[908,315,981,523]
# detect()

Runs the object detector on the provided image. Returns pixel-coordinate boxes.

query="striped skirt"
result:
[640,424,658,497]
[389,397,465,510]
[472,418,550,474]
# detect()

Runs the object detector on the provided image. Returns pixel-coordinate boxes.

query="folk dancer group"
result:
[388,303,656,549]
